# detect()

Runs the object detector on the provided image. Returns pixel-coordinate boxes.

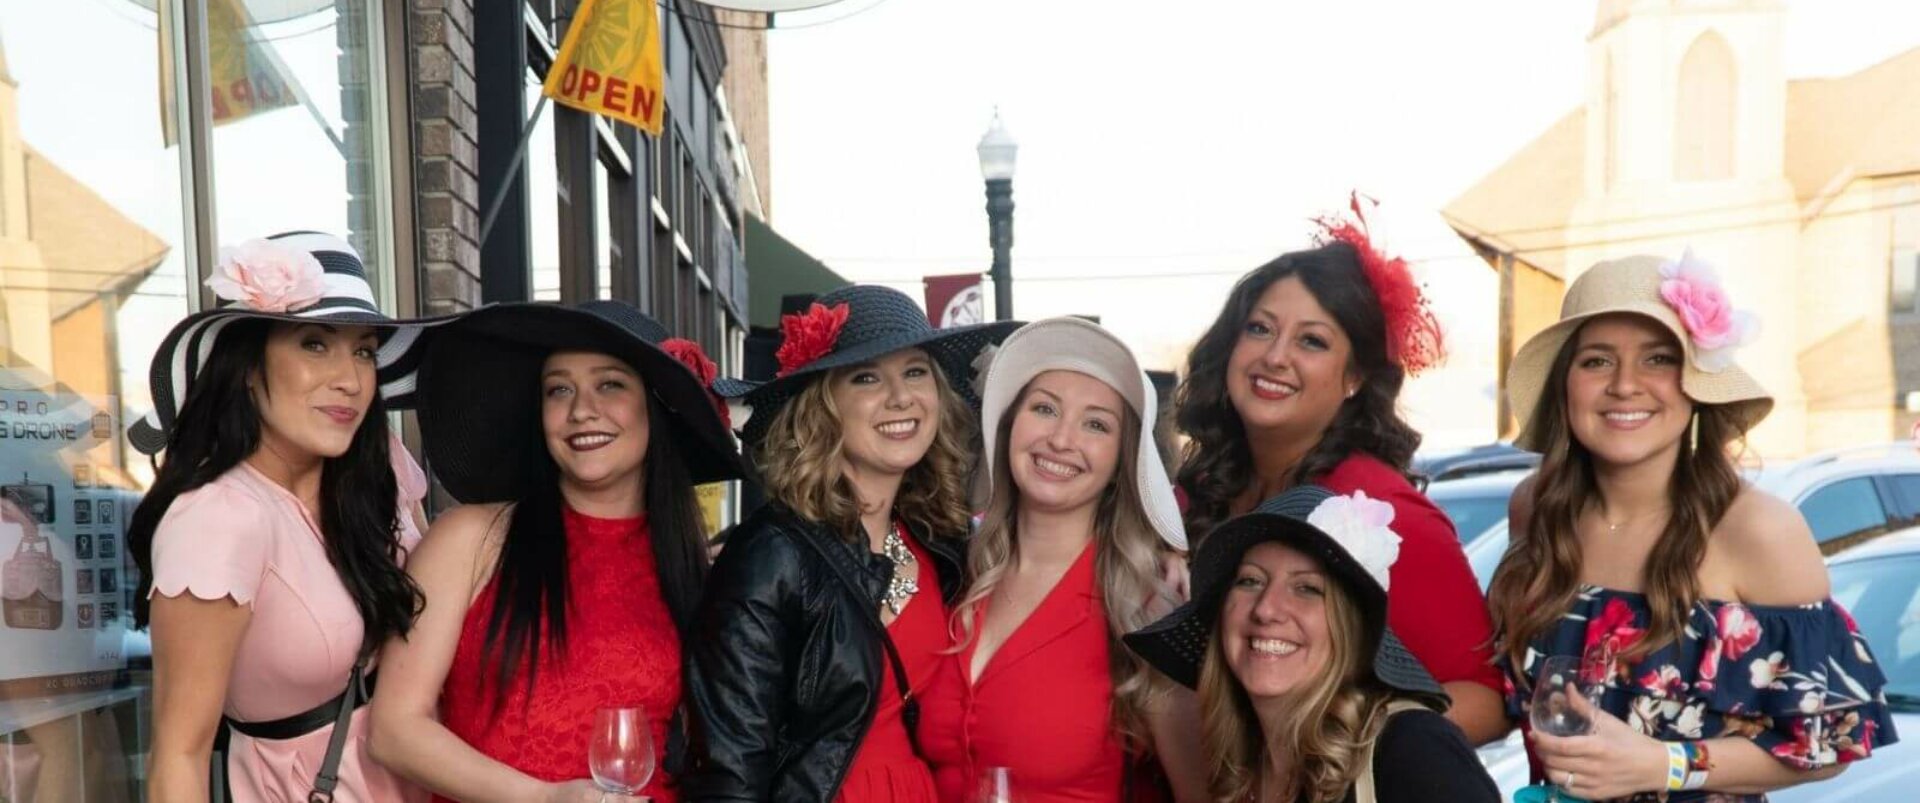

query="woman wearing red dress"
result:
[1172,197,1508,745]
[682,285,1013,803]
[917,318,1207,803]
[368,301,743,803]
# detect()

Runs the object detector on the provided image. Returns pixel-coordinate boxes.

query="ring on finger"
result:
[1563,770,1576,789]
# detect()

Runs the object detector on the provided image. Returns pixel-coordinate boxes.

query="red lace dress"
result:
[436,507,682,803]
[835,532,944,803]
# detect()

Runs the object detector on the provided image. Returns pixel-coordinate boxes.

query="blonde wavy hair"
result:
[1197,567,1396,803]
[951,385,1172,753]
[753,355,977,541]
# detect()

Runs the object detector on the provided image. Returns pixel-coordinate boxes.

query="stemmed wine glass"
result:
[972,766,1018,803]
[589,706,656,797]
[1530,655,1603,801]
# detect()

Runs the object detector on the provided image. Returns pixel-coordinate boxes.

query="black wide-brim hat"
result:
[712,284,1020,446]
[128,231,454,456]
[416,300,747,502]
[1122,485,1448,710]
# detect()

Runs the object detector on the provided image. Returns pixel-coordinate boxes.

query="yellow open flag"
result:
[541,0,667,135]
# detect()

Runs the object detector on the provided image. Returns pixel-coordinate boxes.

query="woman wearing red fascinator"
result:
[1171,194,1509,745]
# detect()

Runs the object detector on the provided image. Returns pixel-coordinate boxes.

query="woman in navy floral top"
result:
[1486,253,1897,802]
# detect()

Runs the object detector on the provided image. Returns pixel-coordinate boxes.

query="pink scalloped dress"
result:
[147,437,428,803]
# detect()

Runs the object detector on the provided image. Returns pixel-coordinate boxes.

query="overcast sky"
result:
[765,0,1920,447]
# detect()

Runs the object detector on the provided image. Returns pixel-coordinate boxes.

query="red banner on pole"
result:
[924,273,985,328]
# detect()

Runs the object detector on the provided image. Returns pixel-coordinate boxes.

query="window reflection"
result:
[1,2,391,799]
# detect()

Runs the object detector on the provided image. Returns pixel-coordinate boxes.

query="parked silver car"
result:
[1452,443,1920,590]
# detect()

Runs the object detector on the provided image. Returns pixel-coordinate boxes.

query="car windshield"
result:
[1431,494,1509,543]
[1467,522,1509,592]
[1828,555,1920,712]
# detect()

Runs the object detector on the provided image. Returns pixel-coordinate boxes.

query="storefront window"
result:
[0,3,395,799]
[527,75,561,302]
[596,163,613,300]
[2,1,181,795]
[205,0,394,300]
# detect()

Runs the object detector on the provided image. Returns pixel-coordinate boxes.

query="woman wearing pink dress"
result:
[128,232,445,803]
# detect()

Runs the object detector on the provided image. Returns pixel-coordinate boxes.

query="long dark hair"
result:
[481,386,709,708]
[1175,242,1423,544]
[1488,325,1744,675]
[129,319,423,653]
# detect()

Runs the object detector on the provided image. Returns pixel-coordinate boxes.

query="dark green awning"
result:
[744,216,849,329]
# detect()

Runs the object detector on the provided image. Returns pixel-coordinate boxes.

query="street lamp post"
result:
[977,111,1018,321]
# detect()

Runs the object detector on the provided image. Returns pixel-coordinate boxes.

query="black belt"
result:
[224,671,377,741]
[212,666,373,803]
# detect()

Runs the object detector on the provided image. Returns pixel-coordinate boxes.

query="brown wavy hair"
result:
[753,356,977,541]
[952,389,1175,753]
[1198,568,1396,802]
[1487,320,1745,676]
[1176,243,1424,545]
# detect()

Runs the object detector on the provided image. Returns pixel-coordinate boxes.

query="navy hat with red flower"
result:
[713,284,1020,446]
[416,300,745,502]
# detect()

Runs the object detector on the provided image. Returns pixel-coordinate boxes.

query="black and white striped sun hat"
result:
[127,231,451,456]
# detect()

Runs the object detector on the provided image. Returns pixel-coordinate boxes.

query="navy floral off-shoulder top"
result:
[1500,585,1899,802]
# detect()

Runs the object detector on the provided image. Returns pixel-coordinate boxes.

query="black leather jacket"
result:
[681,502,964,802]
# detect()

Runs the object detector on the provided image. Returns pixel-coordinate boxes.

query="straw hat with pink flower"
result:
[1505,249,1773,452]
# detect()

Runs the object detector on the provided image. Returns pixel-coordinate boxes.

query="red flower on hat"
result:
[662,338,731,430]
[1312,192,1447,376]
[775,302,850,377]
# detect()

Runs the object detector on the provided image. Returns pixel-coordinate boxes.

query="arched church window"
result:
[1675,31,1736,181]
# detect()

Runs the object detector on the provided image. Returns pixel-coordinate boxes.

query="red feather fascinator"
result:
[1311,192,1446,376]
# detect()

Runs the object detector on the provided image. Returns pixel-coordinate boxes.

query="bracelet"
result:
[1665,742,1689,791]
[1681,741,1712,790]
[1682,770,1709,790]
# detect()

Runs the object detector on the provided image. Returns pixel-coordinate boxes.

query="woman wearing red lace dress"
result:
[369,301,743,803]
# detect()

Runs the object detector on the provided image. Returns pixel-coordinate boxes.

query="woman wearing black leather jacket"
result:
[683,285,1014,803]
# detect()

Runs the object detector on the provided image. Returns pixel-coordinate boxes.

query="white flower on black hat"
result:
[1305,490,1402,591]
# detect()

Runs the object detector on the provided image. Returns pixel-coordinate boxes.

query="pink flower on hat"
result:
[207,239,328,313]
[1657,249,1758,373]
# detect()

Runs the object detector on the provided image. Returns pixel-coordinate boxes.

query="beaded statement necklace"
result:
[881,519,919,616]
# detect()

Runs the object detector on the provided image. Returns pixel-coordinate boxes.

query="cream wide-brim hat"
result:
[977,317,1186,551]
[1506,254,1773,453]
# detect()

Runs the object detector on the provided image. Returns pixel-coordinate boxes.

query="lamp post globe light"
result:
[977,111,1018,321]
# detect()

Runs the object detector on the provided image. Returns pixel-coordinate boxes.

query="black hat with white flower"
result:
[1123,484,1447,709]
[127,231,451,455]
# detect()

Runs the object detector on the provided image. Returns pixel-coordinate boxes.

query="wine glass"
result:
[972,766,1017,803]
[1529,655,1602,737]
[589,706,655,795]
[1529,655,1602,802]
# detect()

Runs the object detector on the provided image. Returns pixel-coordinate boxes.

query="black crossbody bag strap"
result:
[305,659,366,803]
[209,656,368,803]
[811,536,925,758]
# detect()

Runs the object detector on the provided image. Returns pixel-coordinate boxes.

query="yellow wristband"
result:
[1666,742,1689,791]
